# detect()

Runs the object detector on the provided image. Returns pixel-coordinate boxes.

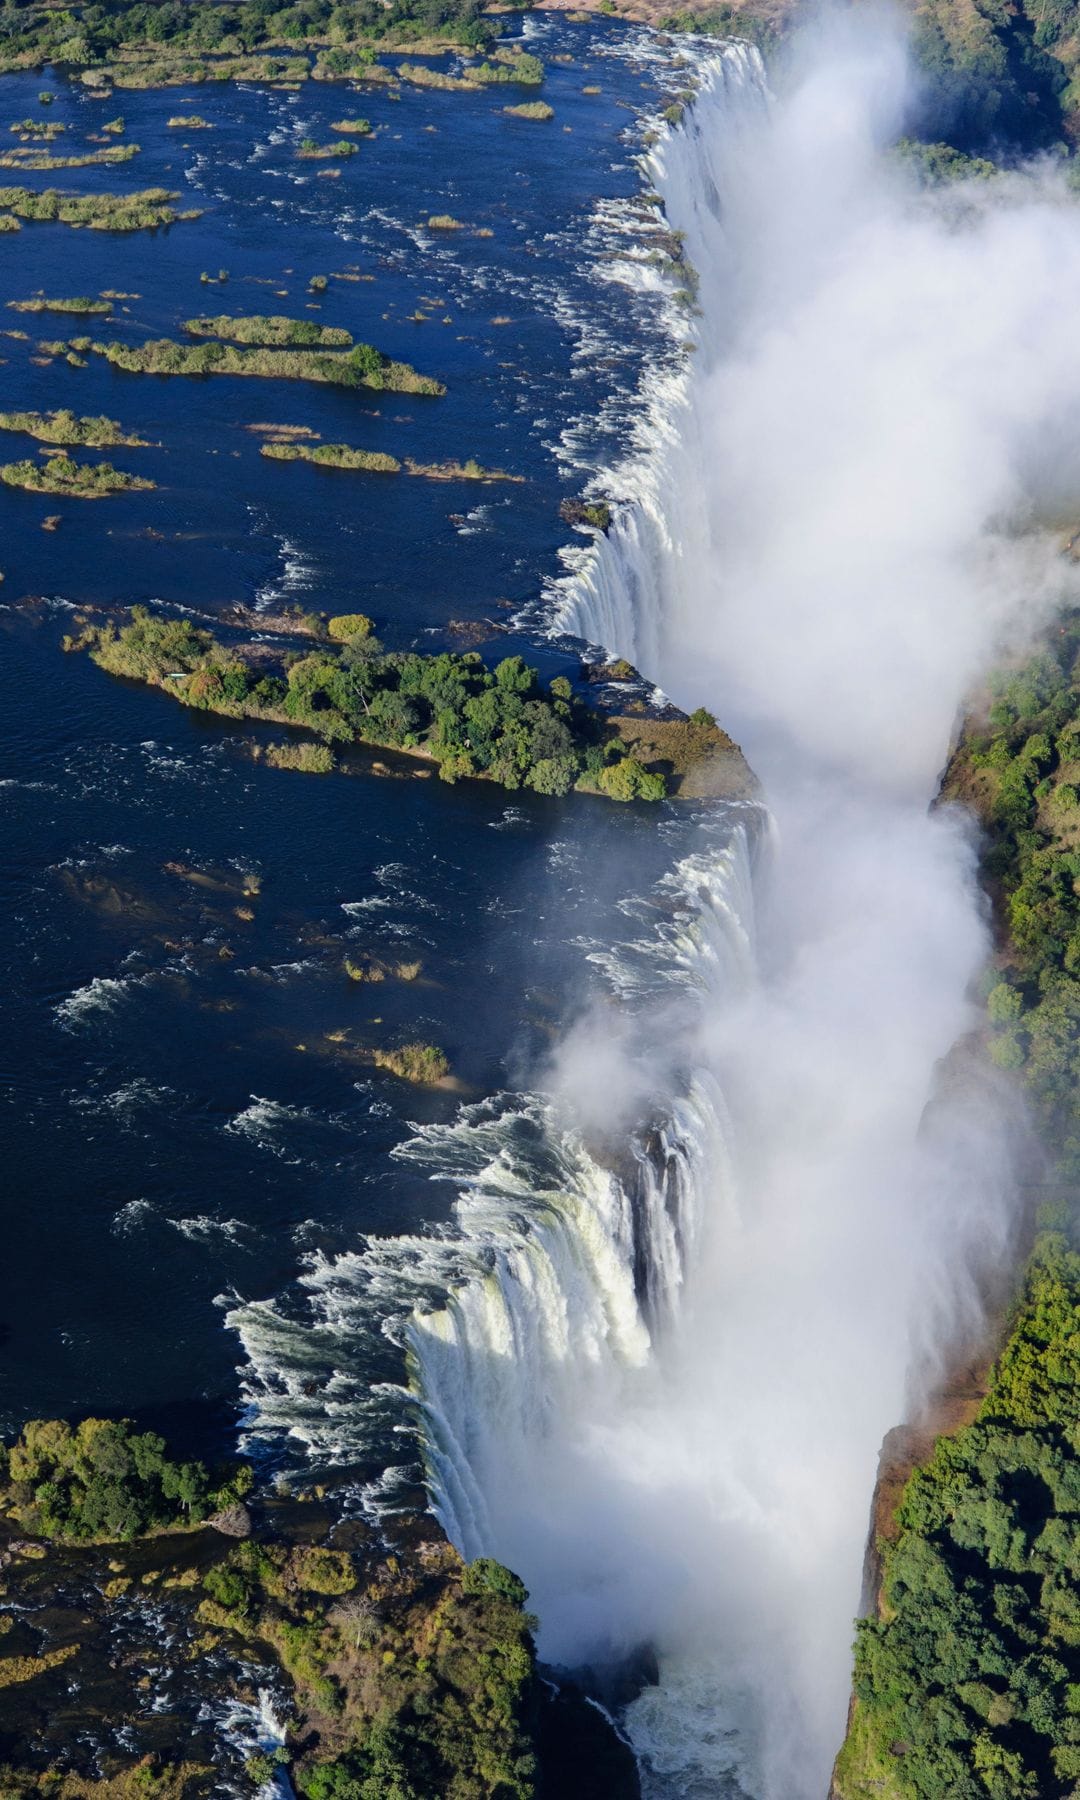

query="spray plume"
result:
[416,15,1080,1798]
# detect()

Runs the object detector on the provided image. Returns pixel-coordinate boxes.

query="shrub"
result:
[504,101,554,120]
[327,613,374,641]
[372,1043,449,1083]
[597,757,667,802]
[293,1546,356,1595]
[462,1557,529,1607]
[256,741,335,773]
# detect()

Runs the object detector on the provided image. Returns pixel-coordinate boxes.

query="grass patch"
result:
[88,335,444,394]
[345,955,421,981]
[297,136,357,158]
[9,117,64,139]
[103,53,311,88]
[396,62,480,90]
[0,143,138,170]
[406,455,521,482]
[473,50,544,84]
[329,117,372,133]
[0,1646,78,1689]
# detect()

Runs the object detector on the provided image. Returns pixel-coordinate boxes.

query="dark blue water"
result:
[0,18,694,1455]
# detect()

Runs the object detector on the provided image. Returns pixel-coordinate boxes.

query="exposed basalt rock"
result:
[560,495,613,532]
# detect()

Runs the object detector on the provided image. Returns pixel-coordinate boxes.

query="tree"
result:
[331,1589,382,1648]
[597,757,666,802]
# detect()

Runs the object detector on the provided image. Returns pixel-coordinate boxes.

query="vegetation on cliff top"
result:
[944,613,1080,1156]
[835,1234,1080,1800]
[200,1540,538,1799]
[834,615,1080,1798]
[67,606,668,801]
[0,1417,545,1800]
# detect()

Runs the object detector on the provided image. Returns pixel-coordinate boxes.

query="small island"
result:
[8,295,113,315]
[1,453,154,497]
[84,334,444,393]
[67,605,672,800]
[0,184,199,231]
[297,136,358,159]
[0,409,148,447]
[261,440,401,473]
[0,142,138,170]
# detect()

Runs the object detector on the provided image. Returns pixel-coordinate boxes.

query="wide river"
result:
[0,14,714,1443]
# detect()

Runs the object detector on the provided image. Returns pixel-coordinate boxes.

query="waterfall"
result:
[409,21,1057,1798]
[408,827,759,1573]
[547,41,770,672]
[225,18,1080,1794]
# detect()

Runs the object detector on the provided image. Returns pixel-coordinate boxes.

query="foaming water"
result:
[225,820,759,1502]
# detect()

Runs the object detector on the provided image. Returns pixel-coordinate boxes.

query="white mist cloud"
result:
[420,17,1080,1800]
[660,11,1080,794]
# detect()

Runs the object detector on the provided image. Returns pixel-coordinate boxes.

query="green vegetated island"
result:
[70,314,444,393]
[0,1414,638,1800]
[65,604,753,802]
[832,611,1080,1799]
[8,295,114,315]
[0,453,152,497]
[0,184,198,231]
[0,408,148,447]
[0,0,544,90]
